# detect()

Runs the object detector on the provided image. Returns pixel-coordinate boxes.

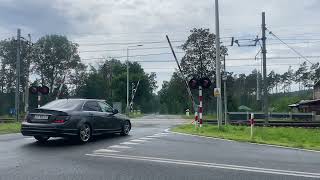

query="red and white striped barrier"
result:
[199,86,203,127]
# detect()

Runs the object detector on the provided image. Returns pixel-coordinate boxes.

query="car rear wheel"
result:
[79,123,91,143]
[34,136,50,142]
[121,121,131,136]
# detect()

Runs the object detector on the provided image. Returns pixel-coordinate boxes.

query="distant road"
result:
[0,114,319,180]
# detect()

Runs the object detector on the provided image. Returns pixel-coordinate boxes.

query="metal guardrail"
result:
[0,118,15,123]
[204,120,320,128]
[228,112,314,121]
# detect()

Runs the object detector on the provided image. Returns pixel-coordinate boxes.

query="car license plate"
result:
[34,115,49,120]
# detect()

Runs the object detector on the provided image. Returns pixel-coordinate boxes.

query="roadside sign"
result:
[213,88,221,97]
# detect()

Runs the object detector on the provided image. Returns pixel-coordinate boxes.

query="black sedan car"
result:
[21,99,131,143]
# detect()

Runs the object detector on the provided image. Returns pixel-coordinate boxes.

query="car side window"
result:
[98,102,113,113]
[83,101,102,112]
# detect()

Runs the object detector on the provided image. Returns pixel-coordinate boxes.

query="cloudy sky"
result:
[1,0,320,91]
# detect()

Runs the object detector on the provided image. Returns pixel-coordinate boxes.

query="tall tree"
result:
[32,35,81,98]
[267,70,276,93]
[0,37,31,93]
[295,62,308,90]
[180,28,228,79]
[310,62,320,84]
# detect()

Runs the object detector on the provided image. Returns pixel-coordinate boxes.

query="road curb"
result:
[165,129,320,153]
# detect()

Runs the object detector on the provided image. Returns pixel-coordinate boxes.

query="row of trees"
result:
[0,35,158,115]
[76,59,158,113]
[268,62,320,93]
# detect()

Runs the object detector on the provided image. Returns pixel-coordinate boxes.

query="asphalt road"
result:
[0,114,320,180]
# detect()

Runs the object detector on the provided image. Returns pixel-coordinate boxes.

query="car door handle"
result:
[89,113,94,116]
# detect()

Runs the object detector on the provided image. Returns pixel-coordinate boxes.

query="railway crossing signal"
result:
[188,77,213,89]
[29,86,50,95]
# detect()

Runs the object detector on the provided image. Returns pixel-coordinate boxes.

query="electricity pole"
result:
[215,0,222,129]
[24,34,31,113]
[126,47,129,116]
[261,12,269,123]
[15,29,21,121]
[223,55,228,125]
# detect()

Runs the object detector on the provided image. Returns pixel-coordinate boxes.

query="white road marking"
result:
[154,133,166,136]
[94,149,119,153]
[160,132,171,135]
[109,145,131,149]
[86,153,320,179]
[130,139,147,142]
[120,142,140,145]
[139,137,154,140]
[147,135,165,138]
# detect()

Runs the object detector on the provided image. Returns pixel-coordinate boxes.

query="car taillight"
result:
[53,120,65,123]
[53,116,70,124]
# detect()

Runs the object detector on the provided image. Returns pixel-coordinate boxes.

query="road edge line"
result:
[86,153,320,178]
[165,128,320,153]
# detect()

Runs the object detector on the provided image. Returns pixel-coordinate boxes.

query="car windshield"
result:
[40,99,83,110]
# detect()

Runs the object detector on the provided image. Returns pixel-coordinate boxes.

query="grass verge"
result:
[172,124,320,151]
[0,122,21,135]
[128,113,144,119]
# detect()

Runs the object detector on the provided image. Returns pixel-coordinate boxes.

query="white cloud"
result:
[0,0,320,91]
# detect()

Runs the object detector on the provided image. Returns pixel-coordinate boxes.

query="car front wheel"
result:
[121,121,131,136]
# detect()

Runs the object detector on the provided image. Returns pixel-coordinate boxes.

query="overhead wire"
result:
[266,28,315,65]
[79,46,176,53]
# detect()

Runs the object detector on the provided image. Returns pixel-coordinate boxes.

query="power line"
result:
[268,41,320,45]
[79,46,176,53]
[77,40,184,46]
[267,29,315,65]
[81,52,185,60]
[268,38,320,41]
[81,55,320,62]
[227,55,320,61]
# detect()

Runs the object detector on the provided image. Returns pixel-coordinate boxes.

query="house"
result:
[289,80,320,115]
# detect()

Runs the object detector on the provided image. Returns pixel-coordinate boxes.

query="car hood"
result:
[115,113,129,120]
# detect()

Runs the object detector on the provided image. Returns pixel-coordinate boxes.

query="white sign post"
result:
[250,113,255,139]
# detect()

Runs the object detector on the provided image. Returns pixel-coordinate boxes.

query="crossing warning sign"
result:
[213,88,221,97]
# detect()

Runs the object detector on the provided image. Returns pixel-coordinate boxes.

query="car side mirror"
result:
[112,109,119,114]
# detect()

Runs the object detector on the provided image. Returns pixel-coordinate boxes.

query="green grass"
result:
[128,113,144,119]
[0,122,21,134]
[172,124,320,151]
[181,114,217,120]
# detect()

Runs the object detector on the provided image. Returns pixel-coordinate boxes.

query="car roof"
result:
[57,98,105,102]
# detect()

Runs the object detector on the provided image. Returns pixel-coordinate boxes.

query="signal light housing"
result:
[200,77,212,89]
[29,86,50,95]
[188,77,213,89]
[188,78,198,89]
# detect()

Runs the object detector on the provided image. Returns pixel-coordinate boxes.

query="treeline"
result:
[0,35,158,115]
